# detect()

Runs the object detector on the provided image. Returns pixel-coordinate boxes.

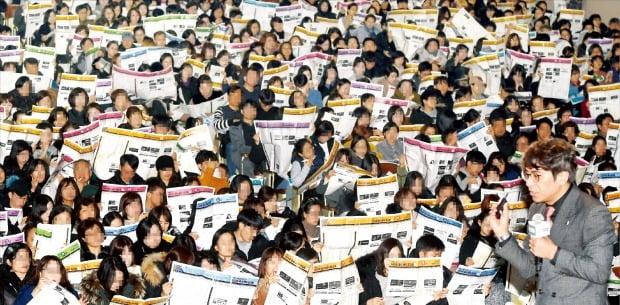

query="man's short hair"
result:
[522,138,577,180]
[415,234,445,253]
[466,150,486,165]
[237,208,264,229]
[120,154,139,170]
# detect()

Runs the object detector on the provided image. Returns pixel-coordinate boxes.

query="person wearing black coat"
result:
[0,243,34,305]
[221,209,273,262]
[356,238,404,305]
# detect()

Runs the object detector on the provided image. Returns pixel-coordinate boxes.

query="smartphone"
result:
[495,196,507,219]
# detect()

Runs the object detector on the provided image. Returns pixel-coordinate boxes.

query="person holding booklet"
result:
[80,256,145,305]
[357,238,404,305]
[13,256,78,305]
[458,201,510,304]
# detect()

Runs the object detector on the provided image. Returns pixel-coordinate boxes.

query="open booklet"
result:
[311,256,361,305]
[27,283,80,305]
[385,257,444,304]
[265,251,311,305]
[168,261,258,305]
[320,212,412,262]
[412,206,463,268]
[447,266,498,305]
[34,224,72,260]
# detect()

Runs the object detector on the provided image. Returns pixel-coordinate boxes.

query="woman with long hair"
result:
[80,256,145,305]
[13,256,76,305]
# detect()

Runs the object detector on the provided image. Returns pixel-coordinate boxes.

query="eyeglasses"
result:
[521,168,545,182]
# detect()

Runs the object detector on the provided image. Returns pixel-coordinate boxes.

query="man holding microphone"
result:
[490,138,615,304]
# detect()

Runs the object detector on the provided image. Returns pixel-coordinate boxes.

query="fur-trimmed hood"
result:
[80,269,146,305]
[141,252,167,287]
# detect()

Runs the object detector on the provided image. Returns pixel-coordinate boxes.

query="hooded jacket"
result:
[80,269,146,305]
[141,252,168,299]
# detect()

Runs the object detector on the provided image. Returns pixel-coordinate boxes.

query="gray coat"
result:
[495,185,615,305]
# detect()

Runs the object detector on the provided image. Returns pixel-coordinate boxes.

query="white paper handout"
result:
[27,283,80,305]
[264,251,311,305]
[254,120,312,178]
[168,261,258,305]
[385,257,443,304]
[166,185,215,233]
[446,266,498,305]
[191,194,239,250]
[93,127,178,181]
[320,212,412,261]
[412,206,463,268]
[325,99,360,141]
[587,83,620,120]
[34,224,72,260]
[99,183,148,217]
[537,57,572,100]
[356,174,399,216]
[403,138,468,194]
[456,121,498,159]
[311,256,361,305]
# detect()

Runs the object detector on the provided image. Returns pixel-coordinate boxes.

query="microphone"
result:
[528,213,551,273]
[528,214,551,238]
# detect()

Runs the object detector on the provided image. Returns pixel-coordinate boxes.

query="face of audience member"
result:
[52,211,71,225]
[491,119,506,137]
[384,126,398,144]
[353,139,368,158]
[228,89,242,108]
[516,136,530,152]
[83,225,104,248]
[215,232,236,259]
[17,81,31,96]
[124,200,142,221]
[144,224,162,249]
[154,34,166,47]
[399,194,417,211]
[61,183,77,204]
[79,204,96,221]
[382,246,403,276]
[537,122,552,141]
[303,204,321,226]
[9,249,31,275]
[40,260,62,284]
[598,117,611,136]
[264,195,277,213]
[594,138,607,156]
[201,259,218,270]
[237,222,258,242]
[110,270,124,292]
[73,161,91,187]
[119,162,137,184]
[237,181,252,203]
[110,217,123,227]
[158,216,170,233]
[436,187,454,203]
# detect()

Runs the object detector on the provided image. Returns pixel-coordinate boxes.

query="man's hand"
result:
[162,281,173,296]
[432,288,448,300]
[489,200,510,238]
[530,236,558,260]
[366,297,384,305]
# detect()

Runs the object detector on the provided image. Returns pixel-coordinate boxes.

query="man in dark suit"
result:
[490,138,615,305]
